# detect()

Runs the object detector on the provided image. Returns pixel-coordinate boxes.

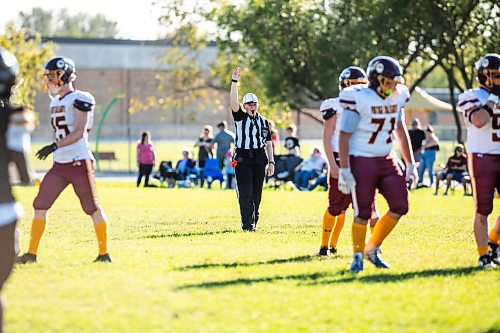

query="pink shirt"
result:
[137,143,155,165]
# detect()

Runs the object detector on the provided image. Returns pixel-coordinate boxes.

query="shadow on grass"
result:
[176,255,316,271]
[175,272,329,290]
[141,229,237,239]
[176,266,481,290]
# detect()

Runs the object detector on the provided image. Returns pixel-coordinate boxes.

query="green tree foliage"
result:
[155,0,498,130]
[19,7,119,38]
[0,24,54,110]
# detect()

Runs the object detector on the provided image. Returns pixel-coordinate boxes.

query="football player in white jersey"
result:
[17,57,111,264]
[338,56,417,273]
[457,53,500,268]
[317,67,379,256]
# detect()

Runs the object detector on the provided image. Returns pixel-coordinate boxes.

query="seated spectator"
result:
[284,124,301,156]
[434,145,469,196]
[224,150,235,189]
[153,161,176,188]
[175,149,197,182]
[293,148,326,190]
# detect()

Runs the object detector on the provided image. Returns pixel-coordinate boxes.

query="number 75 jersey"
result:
[339,84,410,157]
[50,90,95,163]
[458,88,500,154]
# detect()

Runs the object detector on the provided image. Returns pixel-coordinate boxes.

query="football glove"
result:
[36,143,58,160]
[405,163,418,189]
[338,167,356,194]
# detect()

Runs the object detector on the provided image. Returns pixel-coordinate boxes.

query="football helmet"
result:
[43,56,76,94]
[367,56,404,98]
[0,48,19,100]
[476,53,500,91]
[338,66,368,90]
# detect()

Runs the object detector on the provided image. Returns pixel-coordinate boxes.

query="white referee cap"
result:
[319,98,336,112]
[242,93,259,104]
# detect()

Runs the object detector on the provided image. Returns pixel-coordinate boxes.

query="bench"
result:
[93,151,117,170]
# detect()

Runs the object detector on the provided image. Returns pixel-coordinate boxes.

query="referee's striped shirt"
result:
[232,107,272,149]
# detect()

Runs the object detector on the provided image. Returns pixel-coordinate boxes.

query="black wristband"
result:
[482,104,494,117]
[232,79,238,83]
[268,161,275,165]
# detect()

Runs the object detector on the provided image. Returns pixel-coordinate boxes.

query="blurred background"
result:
[1,0,498,172]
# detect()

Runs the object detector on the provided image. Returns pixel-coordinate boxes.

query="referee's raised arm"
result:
[230,67,241,112]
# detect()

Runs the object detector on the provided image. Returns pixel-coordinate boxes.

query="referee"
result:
[230,67,275,231]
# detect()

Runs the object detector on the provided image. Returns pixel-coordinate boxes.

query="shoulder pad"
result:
[73,99,94,112]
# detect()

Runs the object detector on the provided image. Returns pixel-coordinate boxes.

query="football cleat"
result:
[317,247,329,256]
[15,253,37,264]
[365,247,391,269]
[350,252,364,273]
[94,253,112,263]
[488,242,499,265]
[329,247,338,255]
[478,254,495,269]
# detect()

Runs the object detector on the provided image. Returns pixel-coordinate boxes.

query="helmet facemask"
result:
[341,77,368,90]
[481,68,500,89]
[376,75,404,97]
[42,69,66,95]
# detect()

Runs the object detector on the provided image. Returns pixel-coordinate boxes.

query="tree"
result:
[0,24,55,110]
[19,7,119,38]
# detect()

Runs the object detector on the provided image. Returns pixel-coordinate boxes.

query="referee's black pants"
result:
[234,149,267,230]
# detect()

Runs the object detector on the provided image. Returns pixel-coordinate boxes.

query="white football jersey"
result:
[458,88,500,154]
[49,90,95,163]
[320,97,343,152]
[339,84,409,157]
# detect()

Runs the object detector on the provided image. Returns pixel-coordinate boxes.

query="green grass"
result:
[29,140,459,173]
[5,182,500,333]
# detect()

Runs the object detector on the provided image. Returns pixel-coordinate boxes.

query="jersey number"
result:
[51,115,70,141]
[493,114,500,142]
[368,117,396,144]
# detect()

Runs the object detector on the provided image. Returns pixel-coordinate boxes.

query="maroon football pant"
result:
[469,153,500,216]
[350,155,408,220]
[33,160,100,215]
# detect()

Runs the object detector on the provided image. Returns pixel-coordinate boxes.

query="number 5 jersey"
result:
[49,90,95,163]
[458,88,500,154]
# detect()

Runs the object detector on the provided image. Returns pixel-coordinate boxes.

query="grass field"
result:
[5,181,500,333]
[28,140,461,173]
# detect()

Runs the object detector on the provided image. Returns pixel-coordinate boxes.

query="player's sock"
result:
[28,218,46,255]
[369,214,398,247]
[94,221,108,255]
[488,228,499,243]
[330,213,345,249]
[352,222,367,253]
[321,210,336,248]
[477,245,488,255]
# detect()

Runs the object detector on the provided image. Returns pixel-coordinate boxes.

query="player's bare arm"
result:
[394,120,415,167]
[323,116,338,178]
[230,67,241,112]
[338,131,351,169]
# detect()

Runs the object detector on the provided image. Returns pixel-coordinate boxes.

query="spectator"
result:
[195,125,214,188]
[284,124,301,156]
[434,145,468,196]
[269,120,280,152]
[7,109,35,185]
[293,148,326,190]
[417,124,440,188]
[408,118,426,164]
[175,148,197,183]
[211,121,235,170]
[224,150,235,189]
[136,131,156,187]
[305,170,328,191]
